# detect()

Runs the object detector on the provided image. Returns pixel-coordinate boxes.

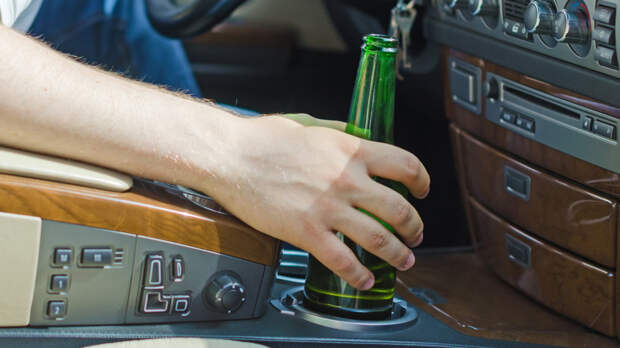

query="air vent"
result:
[275,248,308,284]
[503,0,529,21]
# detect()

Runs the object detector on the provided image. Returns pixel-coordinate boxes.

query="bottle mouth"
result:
[362,34,398,53]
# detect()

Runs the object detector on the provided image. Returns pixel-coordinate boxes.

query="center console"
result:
[429,0,620,337]
[0,154,279,328]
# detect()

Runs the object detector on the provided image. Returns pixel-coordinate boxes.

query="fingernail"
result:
[398,252,415,271]
[409,233,424,248]
[361,276,375,290]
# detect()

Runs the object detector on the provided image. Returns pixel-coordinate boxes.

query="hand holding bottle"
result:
[201,115,429,291]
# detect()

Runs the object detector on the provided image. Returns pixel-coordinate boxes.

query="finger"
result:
[330,207,415,272]
[352,179,424,247]
[359,141,430,198]
[306,230,376,290]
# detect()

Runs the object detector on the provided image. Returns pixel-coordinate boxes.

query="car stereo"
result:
[434,0,619,77]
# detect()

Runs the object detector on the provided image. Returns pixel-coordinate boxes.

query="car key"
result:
[395,1,417,70]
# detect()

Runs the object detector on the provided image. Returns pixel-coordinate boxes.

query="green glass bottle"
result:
[303,34,402,320]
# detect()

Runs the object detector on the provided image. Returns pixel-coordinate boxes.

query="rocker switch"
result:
[144,254,164,289]
[172,256,184,282]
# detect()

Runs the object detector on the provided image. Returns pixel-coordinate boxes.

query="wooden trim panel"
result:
[0,174,279,266]
[460,129,618,268]
[449,125,478,248]
[469,197,616,336]
[396,252,620,347]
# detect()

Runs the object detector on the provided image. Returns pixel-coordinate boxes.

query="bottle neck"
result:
[346,50,397,144]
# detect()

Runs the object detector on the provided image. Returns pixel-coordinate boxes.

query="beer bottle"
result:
[304,34,402,320]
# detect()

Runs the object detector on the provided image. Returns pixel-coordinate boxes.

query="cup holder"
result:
[270,286,418,332]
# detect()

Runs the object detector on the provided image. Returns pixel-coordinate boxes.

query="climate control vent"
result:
[504,0,530,21]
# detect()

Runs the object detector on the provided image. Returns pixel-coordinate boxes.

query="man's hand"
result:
[200,115,430,290]
[0,26,429,290]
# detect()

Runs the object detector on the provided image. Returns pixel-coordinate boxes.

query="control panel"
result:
[483,69,620,172]
[29,220,274,326]
[433,0,619,77]
[449,56,620,172]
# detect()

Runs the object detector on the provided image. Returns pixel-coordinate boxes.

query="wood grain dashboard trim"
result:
[0,174,279,266]
[469,196,616,336]
[459,128,618,268]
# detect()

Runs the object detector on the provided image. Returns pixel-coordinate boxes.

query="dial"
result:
[204,272,247,314]
[553,8,590,44]
[483,78,499,100]
[468,0,498,17]
[524,1,556,34]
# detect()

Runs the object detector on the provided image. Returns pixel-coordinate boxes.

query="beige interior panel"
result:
[87,338,268,348]
[233,0,347,52]
[0,146,132,192]
[0,212,41,326]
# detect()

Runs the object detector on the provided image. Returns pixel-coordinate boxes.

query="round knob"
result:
[468,0,498,17]
[552,9,590,43]
[447,0,469,10]
[204,273,246,314]
[524,1,556,34]
[483,78,499,100]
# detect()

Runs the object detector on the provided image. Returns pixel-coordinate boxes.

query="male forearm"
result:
[0,25,431,291]
[0,25,237,194]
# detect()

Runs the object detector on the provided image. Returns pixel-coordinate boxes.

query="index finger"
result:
[359,141,430,198]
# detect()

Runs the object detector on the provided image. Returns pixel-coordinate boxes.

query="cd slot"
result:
[503,86,580,120]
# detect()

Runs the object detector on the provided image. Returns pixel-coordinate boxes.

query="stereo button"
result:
[593,120,616,139]
[595,46,618,67]
[523,120,535,132]
[594,6,615,25]
[504,20,530,39]
[593,27,614,45]
[516,116,535,133]
[501,110,517,124]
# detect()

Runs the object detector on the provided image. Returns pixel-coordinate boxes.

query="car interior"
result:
[0,0,619,347]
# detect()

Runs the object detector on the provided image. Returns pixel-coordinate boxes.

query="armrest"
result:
[0,146,132,192]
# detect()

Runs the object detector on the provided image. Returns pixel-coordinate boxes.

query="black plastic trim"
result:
[424,17,620,108]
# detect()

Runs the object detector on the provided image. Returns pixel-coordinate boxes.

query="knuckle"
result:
[333,171,359,192]
[407,220,425,246]
[393,200,413,227]
[369,229,390,251]
[352,273,370,289]
[398,250,411,266]
[416,219,425,235]
[329,252,356,274]
[300,218,323,239]
[406,155,421,182]
[339,136,363,158]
